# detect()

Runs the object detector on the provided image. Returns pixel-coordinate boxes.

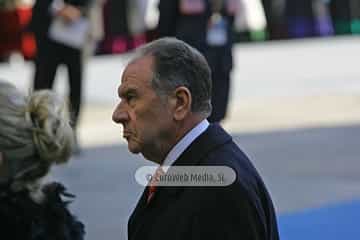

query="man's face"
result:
[112,56,176,162]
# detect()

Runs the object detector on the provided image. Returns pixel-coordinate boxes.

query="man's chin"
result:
[127,144,141,154]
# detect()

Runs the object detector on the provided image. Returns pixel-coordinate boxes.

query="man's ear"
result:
[171,86,192,121]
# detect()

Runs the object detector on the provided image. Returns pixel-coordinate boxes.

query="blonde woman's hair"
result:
[0,81,74,191]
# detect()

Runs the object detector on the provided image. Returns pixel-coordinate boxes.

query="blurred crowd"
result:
[0,0,360,61]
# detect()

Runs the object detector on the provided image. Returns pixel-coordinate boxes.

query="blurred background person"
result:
[0,0,19,62]
[330,0,360,35]
[127,0,148,49]
[29,0,91,153]
[82,0,106,61]
[233,0,267,42]
[157,0,238,123]
[205,0,238,123]
[98,0,128,54]
[285,0,333,38]
[312,0,333,36]
[99,0,147,55]
[285,0,316,38]
[0,80,84,240]
[260,0,287,39]
[0,0,35,61]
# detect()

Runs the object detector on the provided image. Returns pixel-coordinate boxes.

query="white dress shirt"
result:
[162,119,209,167]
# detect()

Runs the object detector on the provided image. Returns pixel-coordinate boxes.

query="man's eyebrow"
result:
[118,87,138,98]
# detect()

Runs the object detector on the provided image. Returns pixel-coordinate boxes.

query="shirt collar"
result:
[162,119,209,167]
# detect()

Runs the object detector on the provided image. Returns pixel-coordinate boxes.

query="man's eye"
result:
[126,94,135,102]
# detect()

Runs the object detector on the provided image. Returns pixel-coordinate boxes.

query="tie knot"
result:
[148,166,165,187]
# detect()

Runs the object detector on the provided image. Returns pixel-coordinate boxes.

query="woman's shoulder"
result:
[40,182,85,240]
[0,182,85,240]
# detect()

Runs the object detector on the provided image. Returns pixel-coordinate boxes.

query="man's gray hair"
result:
[136,37,212,116]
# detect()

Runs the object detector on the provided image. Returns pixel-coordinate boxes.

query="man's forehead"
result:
[121,66,137,84]
[125,55,154,74]
[119,56,154,88]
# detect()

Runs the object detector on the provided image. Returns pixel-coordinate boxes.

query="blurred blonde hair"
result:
[0,81,74,193]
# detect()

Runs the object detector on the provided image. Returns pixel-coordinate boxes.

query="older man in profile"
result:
[112,37,279,240]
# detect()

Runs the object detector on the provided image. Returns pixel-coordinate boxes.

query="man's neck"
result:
[159,115,206,165]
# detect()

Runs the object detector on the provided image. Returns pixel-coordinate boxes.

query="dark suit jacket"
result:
[128,124,279,240]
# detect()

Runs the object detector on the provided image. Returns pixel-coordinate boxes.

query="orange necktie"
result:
[147,167,165,204]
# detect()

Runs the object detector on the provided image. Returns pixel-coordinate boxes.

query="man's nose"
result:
[112,104,129,124]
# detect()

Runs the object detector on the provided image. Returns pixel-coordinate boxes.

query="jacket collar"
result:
[147,123,233,201]
[173,123,232,166]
